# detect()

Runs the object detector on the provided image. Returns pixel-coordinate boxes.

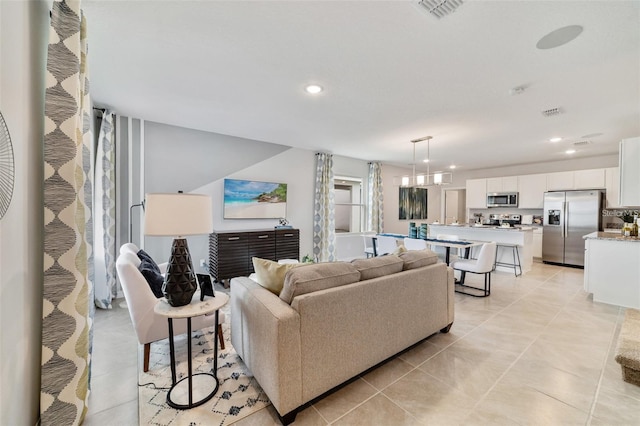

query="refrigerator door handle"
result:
[562,201,568,238]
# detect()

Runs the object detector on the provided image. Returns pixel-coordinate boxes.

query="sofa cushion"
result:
[252,257,300,295]
[279,262,361,304]
[399,249,439,270]
[138,260,164,298]
[351,255,404,281]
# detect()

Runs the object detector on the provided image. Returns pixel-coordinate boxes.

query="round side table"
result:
[154,292,229,409]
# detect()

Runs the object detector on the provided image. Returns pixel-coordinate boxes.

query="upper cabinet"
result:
[518,174,547,208]
[547,171,574,191]
[574,169,606,189]
[487,176,518,193]
[619,137,640,207]
[547,169,606,191]
[605,167,620,208]
[466,178,487,208]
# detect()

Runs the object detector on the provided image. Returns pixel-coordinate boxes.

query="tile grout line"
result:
[586,306,624,424]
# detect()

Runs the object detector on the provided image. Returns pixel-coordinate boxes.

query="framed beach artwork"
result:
[223,179,288,219]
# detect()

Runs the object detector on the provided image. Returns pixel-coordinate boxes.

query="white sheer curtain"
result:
[93,109,117,309]
[313,153,336,262]
[367,162,384,233]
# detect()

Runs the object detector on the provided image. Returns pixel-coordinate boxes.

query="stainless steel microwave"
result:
[487,192,518,208]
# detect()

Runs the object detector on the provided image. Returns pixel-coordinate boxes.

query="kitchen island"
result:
[583,232,640,309]
[428,224,534,274]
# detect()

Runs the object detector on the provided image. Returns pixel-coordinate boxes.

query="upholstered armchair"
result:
[115,244,225,371]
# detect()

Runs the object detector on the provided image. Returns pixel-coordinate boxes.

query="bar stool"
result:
[494,243,522,276]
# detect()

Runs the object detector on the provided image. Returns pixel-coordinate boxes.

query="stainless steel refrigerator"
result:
[543,190,603,267]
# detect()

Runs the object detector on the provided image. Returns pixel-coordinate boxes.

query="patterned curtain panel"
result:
[313,153,336,262]
[93,110,117,309]
[367,162,384,233]
[42,1,92,424]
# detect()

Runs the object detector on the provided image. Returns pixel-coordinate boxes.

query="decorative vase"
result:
[163,238,198,307]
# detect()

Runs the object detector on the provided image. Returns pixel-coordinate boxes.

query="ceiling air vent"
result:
[573,140,592,147]
[541,107,563,117]
[416,0,464,19]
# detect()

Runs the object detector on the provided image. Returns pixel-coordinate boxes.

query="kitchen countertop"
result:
[429,224,534,231]
[583,231,640,242]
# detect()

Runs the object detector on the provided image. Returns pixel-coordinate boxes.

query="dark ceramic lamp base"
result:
[163,238,197,307]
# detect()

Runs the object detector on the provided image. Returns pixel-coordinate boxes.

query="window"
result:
[335,176,365,233]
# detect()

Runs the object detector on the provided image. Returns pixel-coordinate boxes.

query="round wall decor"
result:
[0,111,15,219]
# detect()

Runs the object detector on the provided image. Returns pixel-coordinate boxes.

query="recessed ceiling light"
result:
[536,25,583,50]
[423,159,430,163]
[565,149,576,155]
[449,165,456,169]
[550,137,562,143]
[305,85,323,94]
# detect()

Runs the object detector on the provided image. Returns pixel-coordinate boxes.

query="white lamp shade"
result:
[144,193,213,236]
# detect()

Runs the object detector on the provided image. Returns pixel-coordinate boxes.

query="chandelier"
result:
[397,136,453,187]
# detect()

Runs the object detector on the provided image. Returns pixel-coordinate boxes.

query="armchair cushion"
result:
[138,260,164,298]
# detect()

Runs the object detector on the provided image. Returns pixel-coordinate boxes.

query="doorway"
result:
[444,188,466,224]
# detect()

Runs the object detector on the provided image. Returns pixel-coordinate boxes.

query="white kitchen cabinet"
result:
[619,137,640,207]
[547,171,574,190]
[574,168,606,189]
[486,176,518,193]
[605,167,620,208]
[532,227,543,258]
[466,178,487,208]
[518,174,547,208]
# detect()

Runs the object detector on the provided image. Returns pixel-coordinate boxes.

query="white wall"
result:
[0,1,48,424]
[382,163,442,234]
[189,148,317,265]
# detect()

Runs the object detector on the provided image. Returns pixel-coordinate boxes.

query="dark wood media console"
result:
[209,228,300,286]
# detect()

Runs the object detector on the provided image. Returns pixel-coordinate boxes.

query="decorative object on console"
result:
[223,178,287,219]
[275,217,293,229]
[145,192,213,307]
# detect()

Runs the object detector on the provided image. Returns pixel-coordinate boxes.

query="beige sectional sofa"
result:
[230,249,455,424]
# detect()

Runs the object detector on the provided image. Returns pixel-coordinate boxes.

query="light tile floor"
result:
[84,262,640,425]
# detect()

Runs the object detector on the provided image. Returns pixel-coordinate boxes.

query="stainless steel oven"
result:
[487,192,518,208]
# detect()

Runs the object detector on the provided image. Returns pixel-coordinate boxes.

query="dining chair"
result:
[450,242,497,297]
[376,235,399,256]
[403,237,428,251]
[363,234,377,257]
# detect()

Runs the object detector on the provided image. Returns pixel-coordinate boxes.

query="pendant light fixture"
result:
[396,136,452,187]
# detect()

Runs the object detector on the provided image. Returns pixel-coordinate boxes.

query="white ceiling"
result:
[84,0,640,173]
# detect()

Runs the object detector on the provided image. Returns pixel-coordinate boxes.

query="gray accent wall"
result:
[144,121,291,193]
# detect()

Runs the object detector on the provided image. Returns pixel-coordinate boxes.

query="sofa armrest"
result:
[230,277,302,416]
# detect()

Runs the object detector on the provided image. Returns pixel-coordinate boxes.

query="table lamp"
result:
[144,192,213,307]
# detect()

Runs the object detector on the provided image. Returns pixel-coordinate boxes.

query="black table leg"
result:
[168,318,176,384]
[187,317,192,406]
[445,247,450,265]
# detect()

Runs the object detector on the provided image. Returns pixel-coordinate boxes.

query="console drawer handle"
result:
[284,233,294,237]
[228,237,240,241]
[258,235,269,239]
